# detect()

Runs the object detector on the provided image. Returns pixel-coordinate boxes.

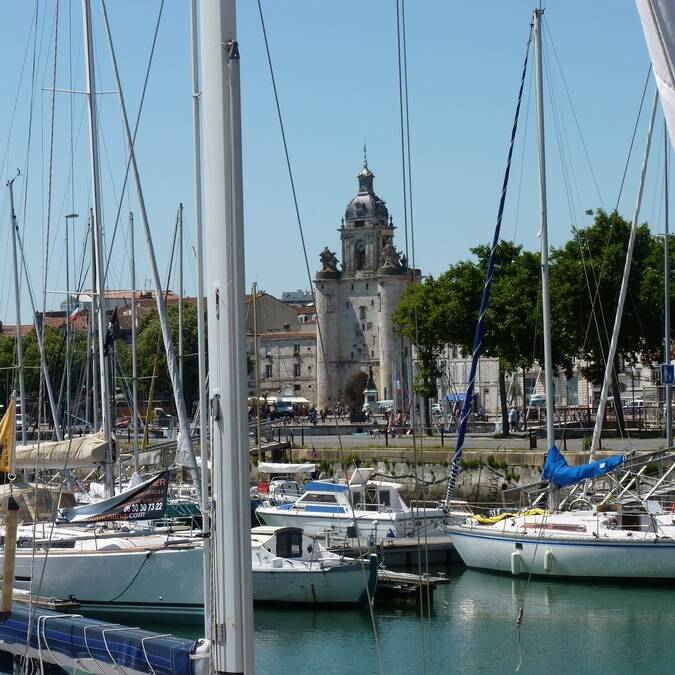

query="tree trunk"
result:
[611,366,627,436]
[424,394,433,435]
[499,364,509,436]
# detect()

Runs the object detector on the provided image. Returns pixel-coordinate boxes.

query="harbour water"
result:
[155,565,675,673]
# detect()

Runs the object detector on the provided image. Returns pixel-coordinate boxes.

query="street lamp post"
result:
[64,212,79,437]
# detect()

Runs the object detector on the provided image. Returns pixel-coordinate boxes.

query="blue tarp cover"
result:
[0,604,200,674]
[446,393,466,402]
[542,446,624,488]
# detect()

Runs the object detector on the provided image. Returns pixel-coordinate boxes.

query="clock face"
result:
[355,239,365,253]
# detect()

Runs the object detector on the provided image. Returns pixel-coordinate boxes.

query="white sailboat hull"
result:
[7,539,374,622]
[449,524,675,579]
[252,566,372,604]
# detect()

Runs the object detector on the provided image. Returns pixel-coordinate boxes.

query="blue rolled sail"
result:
[542,446,624,488]
[445,27,533,504]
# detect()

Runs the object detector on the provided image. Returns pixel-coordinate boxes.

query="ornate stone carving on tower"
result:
[314,153,418,409]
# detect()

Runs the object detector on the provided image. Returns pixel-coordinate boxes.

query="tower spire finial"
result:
[363,140,368,169]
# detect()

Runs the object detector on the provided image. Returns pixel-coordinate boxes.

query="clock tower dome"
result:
[314,152,415,409]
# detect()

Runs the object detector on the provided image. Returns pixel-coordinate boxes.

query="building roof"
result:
[258,331,316,341]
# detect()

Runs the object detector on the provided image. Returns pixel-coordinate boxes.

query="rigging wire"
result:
[255,2,385,672]
[101,0,165,289]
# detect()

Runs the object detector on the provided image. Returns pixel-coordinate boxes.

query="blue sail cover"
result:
[542,446,624,488]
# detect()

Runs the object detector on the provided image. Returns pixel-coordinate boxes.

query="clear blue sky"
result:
[0,1,664,324]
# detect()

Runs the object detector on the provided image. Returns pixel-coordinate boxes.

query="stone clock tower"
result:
[315,155,417,409]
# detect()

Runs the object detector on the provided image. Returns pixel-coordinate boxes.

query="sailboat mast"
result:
[129,212,140,473]
[252,282,262,454]
[533,9,555,453]
[7,176,27,448]
[178,202,184,389]
[200,0,254,670]
[190,0,212,644]
[666,123,672,448]
[589,92,658,457]
[82,0,114,496]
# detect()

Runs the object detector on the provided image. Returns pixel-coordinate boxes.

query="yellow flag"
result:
[0,397,16,474]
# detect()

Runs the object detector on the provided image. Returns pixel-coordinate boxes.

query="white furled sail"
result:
[636,0,675,146]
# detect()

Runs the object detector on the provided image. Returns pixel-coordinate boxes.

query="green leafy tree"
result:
[549,209,662,383]
[438,242,545,435]
[0,333,15,406]
[117,304,201,414]
[393,275,454,433]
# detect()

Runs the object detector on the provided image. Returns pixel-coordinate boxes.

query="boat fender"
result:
[511,551,521,576]
[543,549,554,573]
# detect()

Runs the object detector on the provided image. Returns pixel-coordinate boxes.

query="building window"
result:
[294,364,301,377]
[371,299,374,307]
[359,306,366,320]
[293,344,300,355]
[265,364,273,379]
[294,384,301,392]
[366,322,372,330]
[371,350,374,357]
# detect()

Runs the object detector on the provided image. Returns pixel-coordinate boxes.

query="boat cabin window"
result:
[276,529,303,558]
[300,492,338,504]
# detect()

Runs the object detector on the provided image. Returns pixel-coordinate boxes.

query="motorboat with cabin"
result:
[251,526,377,605]
[256,467,471,542]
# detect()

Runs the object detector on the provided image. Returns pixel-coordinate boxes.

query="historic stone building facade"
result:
[315,158,416,408]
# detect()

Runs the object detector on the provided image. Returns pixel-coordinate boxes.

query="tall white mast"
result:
[589,92,658,457]
[100,0,201,502]
[666,124,672,448]
[7,175,27,448]
[82,0,114,496]
[200,0,254,670]
[533,9,555,455]
[129,212,140,474]
[190,0,212,644]
[178,202,184,389]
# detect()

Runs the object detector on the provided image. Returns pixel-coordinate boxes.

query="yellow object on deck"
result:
[473,508,547,525]
[0,396,15,474]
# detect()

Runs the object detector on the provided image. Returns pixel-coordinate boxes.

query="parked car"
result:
[528,394,546,407]
[275,401,295,419]
[431,403,443,415]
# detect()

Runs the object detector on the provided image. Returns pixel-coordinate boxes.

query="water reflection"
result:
[145,567,675,673]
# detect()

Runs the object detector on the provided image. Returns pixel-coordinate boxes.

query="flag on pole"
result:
[0,395,16,474]
[68,303,81,323]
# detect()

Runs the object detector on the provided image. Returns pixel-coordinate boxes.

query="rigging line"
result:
[446,24,533,503]
[541,29,620,387]
[0,3,38,204]
[101,0,165,288]
[41,0,60,354]
[255,3,385,672]
[617,65,653,211]
[397,0,430,659]
[542,21,604,210]
[396,0,409,260]
[513,59,534,241]
[69,0,75,218]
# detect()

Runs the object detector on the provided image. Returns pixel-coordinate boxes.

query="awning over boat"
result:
[14,433,109,469]
[0,482,75,522]
[542,446,624,488]
[257,462,316,474]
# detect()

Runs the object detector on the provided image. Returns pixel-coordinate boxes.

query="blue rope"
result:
[446,26,533,504]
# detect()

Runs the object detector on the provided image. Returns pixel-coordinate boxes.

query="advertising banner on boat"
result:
[62,471,170,524]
